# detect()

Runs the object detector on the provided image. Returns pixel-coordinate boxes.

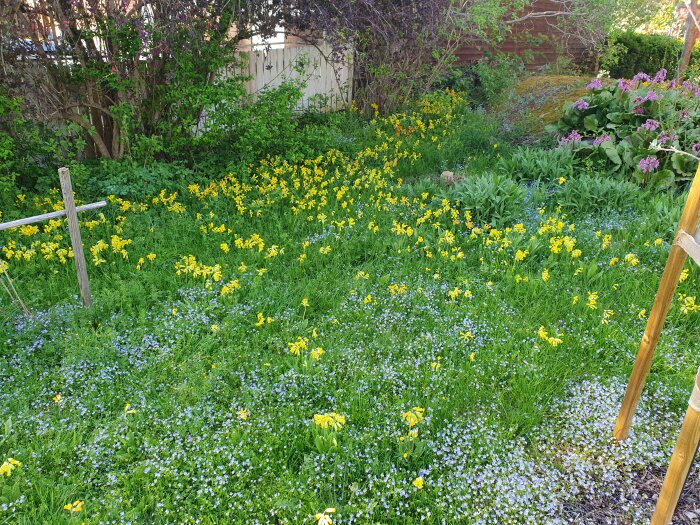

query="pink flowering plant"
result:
[547,69,700,189]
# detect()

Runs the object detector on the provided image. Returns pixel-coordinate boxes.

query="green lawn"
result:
[0,91,698,524]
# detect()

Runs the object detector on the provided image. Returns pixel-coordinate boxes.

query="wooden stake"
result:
[614,169,700,441]
[650,371,700,525]
[58,167,93,307]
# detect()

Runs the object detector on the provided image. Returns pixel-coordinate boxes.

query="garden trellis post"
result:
[0,167,106,307]
[611,166,700,525]
[614,167,700,441]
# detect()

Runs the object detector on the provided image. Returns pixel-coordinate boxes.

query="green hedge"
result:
[604,31,700,79]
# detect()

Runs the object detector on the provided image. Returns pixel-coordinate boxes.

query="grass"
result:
[0,89,698,524]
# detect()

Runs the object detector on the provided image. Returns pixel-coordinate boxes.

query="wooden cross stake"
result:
[614,167,700,441]
[0,167,106,307]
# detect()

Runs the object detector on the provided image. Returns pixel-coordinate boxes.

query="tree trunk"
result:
[678,0,700,80]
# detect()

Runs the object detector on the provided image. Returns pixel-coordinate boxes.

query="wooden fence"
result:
[226,42,353,111]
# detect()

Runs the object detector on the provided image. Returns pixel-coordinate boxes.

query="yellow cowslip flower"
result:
[288,336,309,356]
[469,352,476,361]
[0,458,21,477]
[679,294,699,314]
[430,361,441,371]
[363,294,374,305]
[448,287,462,300]
[136,257,145,271]
[601,309,614,325]
[609,257,619,267]
[319,245,332,255]
[315,508,336,525]
[146,253,157,261]
[654,238,663,247]
[123,403,137,414]
[537,326,549,340]
[355,271,370,280]
[311,347,324,360]
[515,275,529,284]
[236,409,250,421]
[572,295,579,305]
[401,407,425,427]
[220,280,241,296]
[601,234,612,250]
[63,500,84,513]
[558,177,567,184]
[53,393,63,404]
[171,308,178,316]
[459,331,474,341]
[413,477,425,490]
[301,297,310,308]
[586,291,599,310]
[314,413,346,431]
[547,336,563,347]
[680,268,689,283]
[638,309,647,319]
[624,253,639,266]
[255,312,267,327]
[19,225,39,236]
[389,283,408,295]
[220,242,230,253]
[541,268,550,282]
[514,249,528,262]
[297,253,307,264]
[256,268,267,276]
[211,324,220,333]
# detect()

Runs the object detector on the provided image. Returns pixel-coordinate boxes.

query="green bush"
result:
[496,147,579,182]
[450,173,528,226]
[602,32,699,80]
[553,174,642,213]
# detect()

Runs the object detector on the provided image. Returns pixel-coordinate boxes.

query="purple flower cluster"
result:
[617,79,633,92]
[638,155,660,173]
[558,130,582,148]
[632,72,651,83]
[586,78,603,90]
[657,131,677,145]
[639,119,660,131]
[692,143,700,154]
[593,134,612,146]
[653,69,667,83]
[572,99,590,111]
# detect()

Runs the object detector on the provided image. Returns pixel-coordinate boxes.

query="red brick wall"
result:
[455,0,594,70]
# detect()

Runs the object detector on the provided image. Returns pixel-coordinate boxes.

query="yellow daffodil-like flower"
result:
[314,508,336,525]
[311,347,324,360]
[146,253,157,261]
[558,177,567,184]
[237,409,250,421]
[0,458,21,477]
[514,249,528,262]
[363,294,374,305]
[314,413,346,431]
[413,477,424,489]
[63,500,84,513]
[401,407,425,427]
[220,242,230,253]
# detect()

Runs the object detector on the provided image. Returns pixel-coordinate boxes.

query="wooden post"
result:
[58,167,93,307]
[614,168,700,441]
[650,369,700,525]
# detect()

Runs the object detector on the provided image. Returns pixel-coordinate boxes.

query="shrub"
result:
[602,32,698,80]
[547,70,700,189]
[553,174,642,213]
[496,147,579,182]
[450,173,528,226]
